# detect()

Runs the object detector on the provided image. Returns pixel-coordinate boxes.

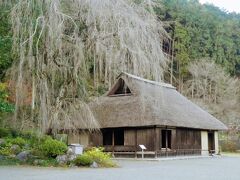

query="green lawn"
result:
[221,152,240,157]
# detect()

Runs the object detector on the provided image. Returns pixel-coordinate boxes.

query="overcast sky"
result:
[199,0,240,13]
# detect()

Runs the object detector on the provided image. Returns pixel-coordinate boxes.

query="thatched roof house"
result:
[69,73,227,157]
[91,72,227,130]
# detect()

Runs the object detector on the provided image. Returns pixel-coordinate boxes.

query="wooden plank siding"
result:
[124,129,135,146]
[136,128,155,151]
[89,131,103,146]
[175,128,201,150]
[88,127,202,157]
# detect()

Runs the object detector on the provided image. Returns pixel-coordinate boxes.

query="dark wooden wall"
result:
[89,131,103,146]
[136,128,155,151]
[175,128,201,149]
[124,129,135,146]
[89,127,202,151]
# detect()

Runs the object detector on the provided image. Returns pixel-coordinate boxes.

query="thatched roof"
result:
[90,73,227,130]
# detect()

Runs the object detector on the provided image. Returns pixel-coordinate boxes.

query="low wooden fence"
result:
[156,149,202,157]
[103,146,206,158]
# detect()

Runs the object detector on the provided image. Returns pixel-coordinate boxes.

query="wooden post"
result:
[154,127,160,158]
[166,130,168,157]
[171,129,176,150]
[112,130,115,156]
[135,129,137,158]
[159,129,162,157]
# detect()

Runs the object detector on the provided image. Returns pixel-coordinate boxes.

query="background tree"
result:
[0,3,13,79]
[183,59,240,129]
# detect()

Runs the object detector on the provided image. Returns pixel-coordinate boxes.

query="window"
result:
[161,130,171,149]
[108,78,131,96]
[102,129,124,146]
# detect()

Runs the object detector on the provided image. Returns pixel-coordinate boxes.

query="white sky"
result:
[199,0,240,13]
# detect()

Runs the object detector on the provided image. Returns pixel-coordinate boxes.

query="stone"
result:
[9,154,16,158]
[0,139,5,146]
[56,155,68,164]
[10,145,21,154]
[68,154,77,161]
[90,161,98,168]
[16,151,31,161]
[33,159,45,166]
[0,155,5,160]
[67,148,74,155]
[56,154,77,164]
[69,164,78,168]
[24,144,30,149]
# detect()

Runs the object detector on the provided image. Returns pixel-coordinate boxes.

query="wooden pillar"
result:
[165,129,168,156]
[112,130,115,156]
[154,127,160,158]
[171,129,176,150]
[159,129,162,148]
[135,129,137,158]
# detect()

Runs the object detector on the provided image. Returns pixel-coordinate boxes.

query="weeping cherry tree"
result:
[10,0,169,133]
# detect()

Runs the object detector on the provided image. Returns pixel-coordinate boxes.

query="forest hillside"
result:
[0,0,239,142]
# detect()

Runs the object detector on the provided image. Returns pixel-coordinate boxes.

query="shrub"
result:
[0,127,11,138]
[31,148,45,158]
[84,147,115,167]
[221,140,237,152]
[19,130,37,140]
[10,129,20,138]
[74,154,93,166]
[8,137,27,148]
[0,147,11,156]
[0,137,26,156]
[39,136,67,157]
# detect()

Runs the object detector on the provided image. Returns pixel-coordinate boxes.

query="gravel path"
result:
[0,156,240,180]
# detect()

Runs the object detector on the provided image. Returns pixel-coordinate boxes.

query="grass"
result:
[0,157,21,166]
[0,156,60,167]
[221,151,240,157]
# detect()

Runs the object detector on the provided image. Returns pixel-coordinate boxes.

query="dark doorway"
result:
[114,129,124,145]
[103,129,113,145]
[208,132,215,153]
[161,130,172,149]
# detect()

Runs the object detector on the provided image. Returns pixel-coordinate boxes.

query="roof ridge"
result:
[122,72,175,89]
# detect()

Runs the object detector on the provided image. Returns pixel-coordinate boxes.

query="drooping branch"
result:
[11,0,169,133]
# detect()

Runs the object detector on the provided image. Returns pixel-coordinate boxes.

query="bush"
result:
[8,137,26,148]
[0,147,11,156]
[0,137,26,156]
[84,147,115,167]
[74,154,93,166]
[0,127,11,138]
[221,140,238,152]
[19,130,36,140]
[31,148,45,158]
[39,136,67,158]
